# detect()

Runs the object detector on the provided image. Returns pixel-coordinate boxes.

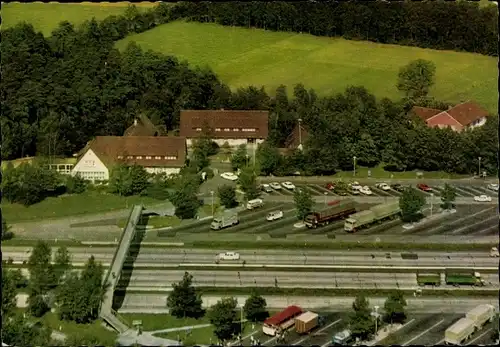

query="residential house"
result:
[179,109,269,147]
[410,101,489,132]
[123,114,163,137]
[71,136,186,182]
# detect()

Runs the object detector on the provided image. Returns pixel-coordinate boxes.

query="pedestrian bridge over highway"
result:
[100,205,144,334]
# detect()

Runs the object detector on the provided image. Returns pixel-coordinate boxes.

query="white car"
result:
[217,251,240,261]
[350,181,362,190]
[261,184,273,193]
[487,183,499,192]
[474,195,492,202]
[221,172,238,181]
[266,210,284,221]
[490,247,499,257]
[270,182,282,190]
[282,181,295,190]
[375,183,391,191]
[359,186,373,195]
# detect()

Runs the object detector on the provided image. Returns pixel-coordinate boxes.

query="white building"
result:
[72,136,187,182]
[179,109,269,148]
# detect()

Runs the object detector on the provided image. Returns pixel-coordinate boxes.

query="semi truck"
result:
[445,318,475,345]
[445,271,485,286]
[465,304,496,330]
[417,273,441,286]
[304,200,356,228]
[210,211,239,230]
[295,311,319,334]
[344,201,401,232]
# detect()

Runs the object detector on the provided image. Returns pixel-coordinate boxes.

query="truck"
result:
[445,318,475,345]
[465,304,496,331]
[445,271,485,286]
[294,311,319,334]
[304,200,356,228]
[344,201,401,232]
[210,211,239,230]
[332,329,352,345]
[417,273,441,286]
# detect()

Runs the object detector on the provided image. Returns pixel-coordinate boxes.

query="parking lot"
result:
[239,312,497,346]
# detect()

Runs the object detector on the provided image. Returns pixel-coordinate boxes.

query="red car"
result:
[417,183,432,192]
[326,182,336,190]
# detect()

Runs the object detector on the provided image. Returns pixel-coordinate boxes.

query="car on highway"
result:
[261,184,273,193]
[282,181,296,190]
[487,183,499,191]
[270,182,282,190]
[391,183,405,192]
[359,186,373,195]
[375,183,391,191]
[216,251,240,261]
[221,172,238,181]
[490,247,499,257]
[266,210,284,221]
[417,183,432,192]
[474,195,492,202]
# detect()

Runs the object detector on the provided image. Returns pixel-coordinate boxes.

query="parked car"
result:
[266,210,284,221]
[326,182,336,190]
[375,183,391,191]
[221,172,238,181]
[350,181,362,190]
[282,181,296,190]
[270,182,282,190]
[417,183,432,192]
[334,189,348,196]
[474,195,492,202]
[487,183,499,192]
[217,251,240,261]
[261,184,273,193]
[391,183,405,192]
[359,186,373,195]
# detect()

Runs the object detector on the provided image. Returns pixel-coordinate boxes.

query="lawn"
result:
[120,313,210,332]
[1,190,161,223]
[1,2,158,37]
[116,21,498,113]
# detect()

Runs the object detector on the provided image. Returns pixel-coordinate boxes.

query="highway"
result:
[2,248,498,268]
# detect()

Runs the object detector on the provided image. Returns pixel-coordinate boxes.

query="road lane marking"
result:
[292,319,342,346]
[467,328,493,345]
[317,319,344,347]
[402,319,445,346]
[229,330,259,346]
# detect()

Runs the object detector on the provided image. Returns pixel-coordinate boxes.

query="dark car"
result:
[334,189,348,196]
[391,183,405,192]
[417,183,432,192]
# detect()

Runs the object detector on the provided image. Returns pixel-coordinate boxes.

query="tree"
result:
[256,142,282,175]
[65,174,86,194]
[243,291,269,322]
[172,187,201,219]
[397,59,436,100]
[440,183,457,210]
[166,272,204,319]
[383,291,407,324]
[28,294,50,318]
[108,164,149,196]
[2,218,14,240]
[349,295,375,341]
[238,166,260,200]
[208,296,239,343]
[1,268,17,318]
[231,144,248,171]
[1,314,52,347]
[218,185,238,208]
[293,188,313,220]
[399,187,426,223]
[192,124,217,171]
[54,246,72,284]
[28,241,56,309]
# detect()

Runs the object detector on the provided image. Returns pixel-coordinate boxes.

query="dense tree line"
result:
[177,0,498,56]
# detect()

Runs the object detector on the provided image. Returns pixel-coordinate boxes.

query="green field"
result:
[116,21,497,113]
[1,1,157,37]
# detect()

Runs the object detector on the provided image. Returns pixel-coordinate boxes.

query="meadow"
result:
[1,1,158,36]
[116,21,497,113]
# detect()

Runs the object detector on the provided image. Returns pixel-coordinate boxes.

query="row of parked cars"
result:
[260,181,296,192]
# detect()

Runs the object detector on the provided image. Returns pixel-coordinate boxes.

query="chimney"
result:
[134,119,138,126]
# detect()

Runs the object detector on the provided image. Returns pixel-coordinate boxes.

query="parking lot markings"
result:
[402,319,445,346]
[467,328,493,345]
[292,319,342,346]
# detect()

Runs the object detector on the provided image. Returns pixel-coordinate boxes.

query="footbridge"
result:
[100,204,144,333]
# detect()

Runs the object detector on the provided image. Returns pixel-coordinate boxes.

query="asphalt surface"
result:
[3,248,498,267]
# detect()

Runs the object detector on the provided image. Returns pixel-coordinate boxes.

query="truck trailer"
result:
[465,304,496,330]
[445,318,475,345]
[445,271,485,286]
[417,273,441,286]
[344,201,401,232]
[210,211,239,230]
[304,200,356,228]
[295,311,319,334]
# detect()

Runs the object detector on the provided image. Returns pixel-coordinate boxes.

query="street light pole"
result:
[298,118,302,150]
[478,156,481,177]
[210,190,214,217]
[353,156,357,177]
[240,304,243,336]
[373,305,379,335]
[430,193,434,217]
[324,192,328,206]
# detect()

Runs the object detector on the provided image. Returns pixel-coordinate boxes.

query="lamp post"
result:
[324,192,328,206]
[430,193,434,217]
[246,154,249,166]
[353,156,357,177]
[210,190,214,217]
[298,118,303,150]
[478,156,482,177]
[240,304,244,337]
[372,305,380,335]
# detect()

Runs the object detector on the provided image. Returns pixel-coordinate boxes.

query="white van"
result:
[246,198,264,210]
[217,252,240,261]
[266,210,284,221]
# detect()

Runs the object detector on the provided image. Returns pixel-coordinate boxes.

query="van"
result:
[246,198,264,210]
[266,210,284,221]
